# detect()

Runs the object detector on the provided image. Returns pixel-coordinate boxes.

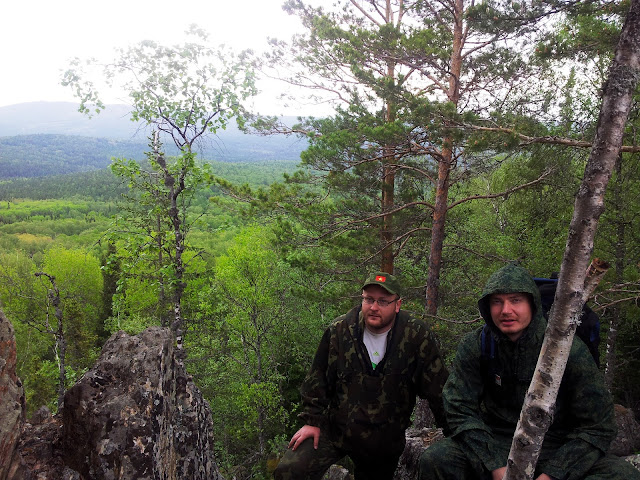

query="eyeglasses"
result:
[362,296,398,307]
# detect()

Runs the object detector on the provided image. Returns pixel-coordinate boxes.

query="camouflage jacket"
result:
[445,264,616,479]
[299,306,448,456]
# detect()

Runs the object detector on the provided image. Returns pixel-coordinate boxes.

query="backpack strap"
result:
[480,324,501,386]
[480,324,495,360]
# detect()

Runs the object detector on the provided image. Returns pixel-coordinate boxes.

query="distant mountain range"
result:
[0,102,146,139]
[0,102,308,179]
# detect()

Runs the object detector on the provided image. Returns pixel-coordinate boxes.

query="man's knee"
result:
[419,440,449,477]
[273,445,316,480]
[273,457,306,480]
[273,436,339,480]
[584,454,640,480]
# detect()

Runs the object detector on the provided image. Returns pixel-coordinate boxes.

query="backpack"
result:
[481,277,601,368]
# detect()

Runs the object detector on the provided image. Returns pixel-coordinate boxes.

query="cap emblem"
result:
[375,275,386,282]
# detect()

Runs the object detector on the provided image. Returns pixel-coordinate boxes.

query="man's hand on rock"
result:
[288,425,320,450]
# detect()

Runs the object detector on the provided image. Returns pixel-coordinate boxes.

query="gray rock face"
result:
[0,309,25,480]
[15,412,67,479]
[394,428,444,480]
[627,454,640,469]
[610,404,640,456]
[322,464,352,480]
[62,327,222,480]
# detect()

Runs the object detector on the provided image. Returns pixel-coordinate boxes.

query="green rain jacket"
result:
[444,264,616,479]
[299,306,449,457]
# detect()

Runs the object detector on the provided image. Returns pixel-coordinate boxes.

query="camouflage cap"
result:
[362,272,402,297]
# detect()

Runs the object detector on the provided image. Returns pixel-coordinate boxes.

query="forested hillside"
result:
[0,135,146,178]
[1,2,640,480]
[0,102,307,168]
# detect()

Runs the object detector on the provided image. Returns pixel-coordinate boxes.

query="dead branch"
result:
[447,168,553,210]
[462,124,640,153]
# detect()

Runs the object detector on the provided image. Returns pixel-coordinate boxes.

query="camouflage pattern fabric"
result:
[275,306,448,479]
[419,264,639,480]
[420,437,640,480]
[274,431,400,480]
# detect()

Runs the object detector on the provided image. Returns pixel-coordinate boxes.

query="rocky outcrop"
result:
[3,326,223,480]
[0,309,25,480]
[627,454,640,469]
[394,428,444,480]
[13,410,70,479]
[610,404,640,456]
[322,464,351,480]
[62,327,222,480]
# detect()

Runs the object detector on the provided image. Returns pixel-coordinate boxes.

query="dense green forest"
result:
[1,1,640,479]
[0,116,306,174]
[0,135,147,177]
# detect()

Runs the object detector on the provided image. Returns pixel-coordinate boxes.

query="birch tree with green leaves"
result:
[63,26,257,352]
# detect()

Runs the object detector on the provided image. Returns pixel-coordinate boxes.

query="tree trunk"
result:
[156,212,169,327]
[36,272,67,410]
[418,0,464,428]
[604,155,625,390]
[153,132,187,355]
[381,151,396,274]
[604,305,620,391]
[425,153,451,315]
[425,0,463,315]
[54,293,66,411]
[381,147,396,272]
[504,2,640,478]
[380,41,398,274]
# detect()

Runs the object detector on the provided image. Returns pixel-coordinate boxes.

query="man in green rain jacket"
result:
[419,263,640,480]
[274,272,449,480]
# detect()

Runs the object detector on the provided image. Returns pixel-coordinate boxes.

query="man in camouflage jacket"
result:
[274,272,449,480]
[419,263,640,480]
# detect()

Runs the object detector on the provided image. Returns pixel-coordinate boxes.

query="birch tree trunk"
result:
[35,272,67,410]
[152,131,188,356]
[504,2,640,478]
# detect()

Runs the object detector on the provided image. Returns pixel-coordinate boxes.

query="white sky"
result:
[1,0,332,116]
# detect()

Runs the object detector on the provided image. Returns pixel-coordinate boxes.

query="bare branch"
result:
[463,124,640,153]
[447,168,553,210]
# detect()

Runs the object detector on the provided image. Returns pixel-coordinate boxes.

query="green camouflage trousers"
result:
[418,438,640,480]
[274,432,400,480]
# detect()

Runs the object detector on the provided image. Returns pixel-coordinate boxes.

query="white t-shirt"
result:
[363,327,389,369]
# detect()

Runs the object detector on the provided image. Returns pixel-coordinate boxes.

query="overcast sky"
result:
[2,0,330,116]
